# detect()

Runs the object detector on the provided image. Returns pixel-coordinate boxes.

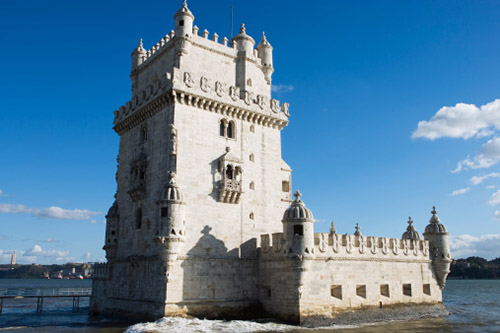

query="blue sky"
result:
[0,0,499,263]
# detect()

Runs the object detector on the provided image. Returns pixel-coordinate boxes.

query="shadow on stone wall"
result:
[180,225,261,319]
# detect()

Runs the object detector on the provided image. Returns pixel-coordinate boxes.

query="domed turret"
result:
[157,172,186,249]
[402,217,421,240]
[232,24,255,53]
[257,32,274,84]
[131,39,146,71]
[174,0,194,38]
[423,206,451,289]
[282,190,315,256]
[104,201,119,260]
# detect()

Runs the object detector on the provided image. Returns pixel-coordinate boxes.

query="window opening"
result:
[380,284,390,297]
[220,120,226,137]
[331,285,342,300]
[423,284,431,296]
[282,181,290,192]
[403,284,412,297]
[293,225,303,236]
[161,207,169,218]
[356,285,367,299]
[135,208,142,229]
[227,121,234,138]
[226,165,233,179]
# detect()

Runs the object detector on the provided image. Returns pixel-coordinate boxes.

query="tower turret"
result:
[131,39,146,72]
[174,0,194,38]
[423,206,451,289]
[103,201,119,260]
[282,190,315,256]
[256,32,274,84]
[402,216,421,240]
[232,24,255,53]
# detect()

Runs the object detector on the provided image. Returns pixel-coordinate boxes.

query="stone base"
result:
[299,303,449,327]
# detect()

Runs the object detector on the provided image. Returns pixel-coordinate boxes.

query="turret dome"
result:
[402,217,421,240]
[283,190,314,222]
[424,206,447,234]
[162,172,184,202]
[174,0,194,20]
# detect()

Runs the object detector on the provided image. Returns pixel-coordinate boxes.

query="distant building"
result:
[90,1,452,325]
[10,251,16,265]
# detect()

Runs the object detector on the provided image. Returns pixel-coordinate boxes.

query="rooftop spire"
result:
[240,23,246,34]
[294,190,302,201]
[354,223,362,236]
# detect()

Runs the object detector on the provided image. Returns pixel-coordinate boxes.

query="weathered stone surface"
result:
[91,1,451,326]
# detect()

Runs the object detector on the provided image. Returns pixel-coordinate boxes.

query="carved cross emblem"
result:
[229,86,240,101]
[200,76,210,93]
[215,81,225,97]
[183,72,194,88]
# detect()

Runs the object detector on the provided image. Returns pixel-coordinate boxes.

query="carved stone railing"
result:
[219,179,242,204]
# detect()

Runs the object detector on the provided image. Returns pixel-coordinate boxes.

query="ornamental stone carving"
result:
[169,124,177,155]
[215,81,225,97]
[244,91,254,105]
[282,102,290,116]
[318,233,327,253]
[184,72,194,88]
[256,95,266,109]
[229,86,240,101]
[200,76,210,93]
[271,99,280,113]
[332,233,340,253]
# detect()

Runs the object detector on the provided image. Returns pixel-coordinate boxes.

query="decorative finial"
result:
[168,171,177,185]
[262,32,266,40]
[240,23,246,34]
[330,220,336,234]
[183,0,187,8]
[354,223,361,236]
[431,206,437,215]
[408,216,413,225]
[294,190,302,201]
[139,38,143,48]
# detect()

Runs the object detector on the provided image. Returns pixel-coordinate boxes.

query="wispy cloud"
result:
[449,187,470,196]
[41,238,59,243]
[271,84,294,94]
[470,172,500,185]
[487,185,496,190]
[450,234,500,260]
[412,99,500,140]
[488,190,500,206]
[0,189,7,197]
[0,203,102,222]
[452,137,500,172]
[24,245,69,259]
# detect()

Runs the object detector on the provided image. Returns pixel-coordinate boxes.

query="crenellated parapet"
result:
[92,263,110,280]
[260,232,430,262]
[113,67,289,134]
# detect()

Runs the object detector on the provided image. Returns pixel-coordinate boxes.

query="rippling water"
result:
[1,279,499,332]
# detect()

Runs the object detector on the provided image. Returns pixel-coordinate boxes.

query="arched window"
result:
[227,121,234,139]
[249,212,254,220]
[250,125,255,133]
[226,165,233,179]
[140,125,147,142]
[249,181,254,190]
[219,119,226,137]
[135,208,142,229]
[249,154,254,162]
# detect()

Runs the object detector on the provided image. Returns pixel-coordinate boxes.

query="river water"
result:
[0,279,499,332]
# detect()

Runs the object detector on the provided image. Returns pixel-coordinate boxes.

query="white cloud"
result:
[81,252,92,261]
[487,185,496,189]
[0,203,102,222]
[450,234,500,260]
[495,211,500,219]
[449,187,470,196]
[469,172,500,185]
[41,238,59,243]
[0,189,7,197]
[488,190,500,206]
[452,137,500,172]
[23,245,71,262]
[271,84,294,94]
[412,99,500,140]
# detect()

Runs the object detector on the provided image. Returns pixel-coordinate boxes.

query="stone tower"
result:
[91,1,292,319]
[423,206,451,288]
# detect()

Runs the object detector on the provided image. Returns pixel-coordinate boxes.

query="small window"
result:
[140,126,147,142]
[111,231,115,236]
[331,285,342,300]
[227,121,235,139]
[161,207,168,218]
[356,285,366,299]
[247,79,252,86]
[249,181,254,190]
[220,120,226,136]
[282,181,290,192]
[179,20,184,26]
[249,212,254,220]
[226,165,233,179]
[135,208,142,229]
[249,154,254,162]
[403,284,412,297]
[380,284,390,297]
[293,225,303,236]
[250,125,255,133]
[423,284,431,296]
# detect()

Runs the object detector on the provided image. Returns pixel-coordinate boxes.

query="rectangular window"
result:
[403,284,412,297]
[282,181,290,192]
[356,285,366,299]
[293,225,303,236]
[180,20,184,26]
[331,285,342,300]
[161,207,169,218]
[423,284,431,296]
[380,284,390,297]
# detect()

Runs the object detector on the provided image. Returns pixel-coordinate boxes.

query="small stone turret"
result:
[103,201,119,260]
[402,217,421,240]
[232,24,255,53]
[282,190,315,256]
[131,39,146,71]
[174,0,194,38]
[257,32,274,84]
[423,206,451,289]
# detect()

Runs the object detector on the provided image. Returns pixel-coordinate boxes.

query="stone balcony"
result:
[219,178,242,204]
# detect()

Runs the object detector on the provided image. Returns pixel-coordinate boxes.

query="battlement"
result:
[260,232,430,261]
[113,67,290,134]
[92,263,110,280]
